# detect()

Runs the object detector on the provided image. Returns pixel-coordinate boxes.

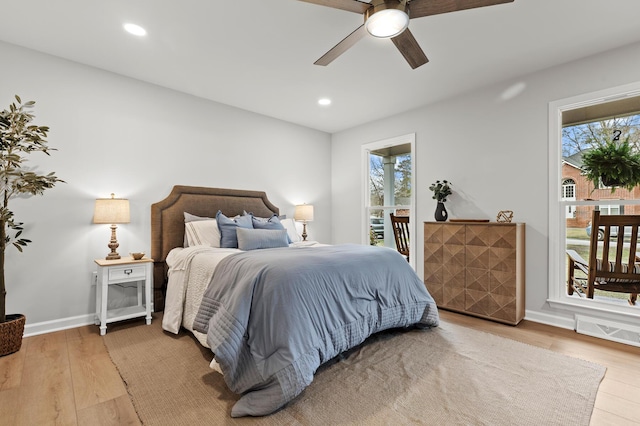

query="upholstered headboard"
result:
[150,185,279,311]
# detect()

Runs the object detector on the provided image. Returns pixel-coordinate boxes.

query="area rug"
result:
[103,316,605,425]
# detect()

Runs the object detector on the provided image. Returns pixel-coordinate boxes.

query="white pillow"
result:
[183,212,214,247]
[185,219,221,247]
[280,218,302,243]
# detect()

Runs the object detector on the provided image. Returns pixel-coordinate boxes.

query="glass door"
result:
[362,134,415,265]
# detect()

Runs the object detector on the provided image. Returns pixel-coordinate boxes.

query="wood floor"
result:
[1,310,639,425]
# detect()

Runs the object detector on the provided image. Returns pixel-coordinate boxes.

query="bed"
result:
[151,185,439,417]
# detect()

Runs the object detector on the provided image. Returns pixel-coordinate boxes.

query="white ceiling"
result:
[1,0,639,133]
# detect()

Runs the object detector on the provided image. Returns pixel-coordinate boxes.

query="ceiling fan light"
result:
[366,9,409,38]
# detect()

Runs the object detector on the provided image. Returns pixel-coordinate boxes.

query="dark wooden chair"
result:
[567,210,640,305]
[390,213,410,262]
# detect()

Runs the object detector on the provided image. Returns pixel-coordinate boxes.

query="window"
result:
[362,134,415,266]
[562,179,575,199]
[549,82,640,315]
[598,205,621,216]
[562,179,576,218]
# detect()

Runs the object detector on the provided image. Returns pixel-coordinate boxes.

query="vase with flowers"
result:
[429,180,452,222]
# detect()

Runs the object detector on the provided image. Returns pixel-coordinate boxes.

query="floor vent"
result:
[575,315,640,347]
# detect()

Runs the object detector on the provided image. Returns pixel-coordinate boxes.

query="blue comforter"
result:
[193,244,439,417]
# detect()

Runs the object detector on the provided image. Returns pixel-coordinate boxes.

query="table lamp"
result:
[93,193,130,260]
[294,204,314,241]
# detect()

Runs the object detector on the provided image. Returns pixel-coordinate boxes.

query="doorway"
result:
[362,134,415,267]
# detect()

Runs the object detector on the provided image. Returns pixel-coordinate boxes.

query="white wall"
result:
[0,41,331,331]
[331,41,640,326]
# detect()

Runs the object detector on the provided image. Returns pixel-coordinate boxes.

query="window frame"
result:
[548,82,640,318]
[361,133,416,267]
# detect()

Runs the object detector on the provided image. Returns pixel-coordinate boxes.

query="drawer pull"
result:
[124,269,133,275]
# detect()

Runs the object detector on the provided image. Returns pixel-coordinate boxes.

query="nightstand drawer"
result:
[108,265,146,281]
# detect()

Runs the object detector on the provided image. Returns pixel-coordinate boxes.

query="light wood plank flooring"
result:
[1,310,638,425]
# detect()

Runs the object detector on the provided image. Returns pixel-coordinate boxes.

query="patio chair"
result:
[567,210,640,305]
[390,213,410,262]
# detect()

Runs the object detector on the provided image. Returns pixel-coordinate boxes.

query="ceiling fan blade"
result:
[409,0,514,19]
[314,24,368,66]
[298,0,371,14]
[391,28,429,69]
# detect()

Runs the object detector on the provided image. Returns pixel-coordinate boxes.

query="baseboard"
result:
[524,309,575,330]
[20,309,578,337]
[24,313,96,337]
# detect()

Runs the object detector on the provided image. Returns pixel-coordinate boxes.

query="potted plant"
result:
[581,137,640,192]
[429,179,452,221]
[0,95,63,357]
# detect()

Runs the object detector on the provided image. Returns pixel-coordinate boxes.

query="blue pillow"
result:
[251,213,292,243]
[236,228,289,251]
[244,210,286,220]
[216,211,253,248]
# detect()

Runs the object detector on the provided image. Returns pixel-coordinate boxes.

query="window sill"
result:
[547,296,640,325]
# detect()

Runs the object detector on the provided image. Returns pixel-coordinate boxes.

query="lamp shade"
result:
[294,204,314,222]
[93,194,130,224]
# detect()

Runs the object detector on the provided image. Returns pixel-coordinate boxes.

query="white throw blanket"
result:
[163,246,240,346]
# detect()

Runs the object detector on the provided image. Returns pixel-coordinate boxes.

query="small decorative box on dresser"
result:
[424,221,525,325]
[94,257,154,335]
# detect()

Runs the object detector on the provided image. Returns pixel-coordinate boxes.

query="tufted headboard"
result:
[150,185,279,311]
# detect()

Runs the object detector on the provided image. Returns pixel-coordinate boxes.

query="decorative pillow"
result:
[280,218,302,243]
[251,213,282,228]
[245,212,292,243]
[236,228,289,251]
[185,219,220,248]
[595,258,640,283]
[183,212,214,247]
[244,211,286,219]
[216,211,254,248]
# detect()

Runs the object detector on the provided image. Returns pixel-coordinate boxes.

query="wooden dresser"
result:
[424,221,525,325]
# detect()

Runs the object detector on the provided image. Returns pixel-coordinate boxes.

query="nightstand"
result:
[94,257,153,335]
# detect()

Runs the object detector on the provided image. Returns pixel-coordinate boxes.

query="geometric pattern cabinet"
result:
[424,222,525,325]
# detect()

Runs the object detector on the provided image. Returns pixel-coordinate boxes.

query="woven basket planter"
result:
[0,314,26,357]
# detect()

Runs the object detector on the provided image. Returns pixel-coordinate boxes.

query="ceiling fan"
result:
[299,0,514,69]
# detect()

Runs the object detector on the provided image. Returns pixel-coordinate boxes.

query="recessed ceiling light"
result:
[318,98,331,106]
[123,23,147,37]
